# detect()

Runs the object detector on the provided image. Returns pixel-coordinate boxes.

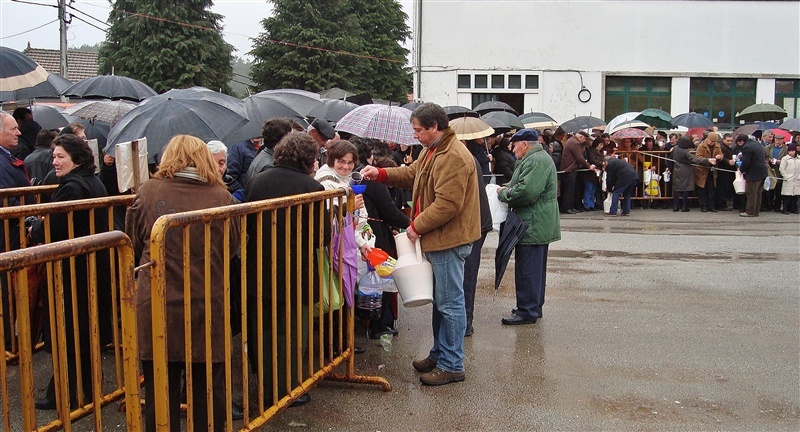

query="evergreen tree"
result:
[99,0,234,94]
[250,0,410,101]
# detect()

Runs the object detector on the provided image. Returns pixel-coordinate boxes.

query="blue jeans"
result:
[426,243,471,373]
[609,178,637,214]
[583,179,598,210]
[463,232,487,330]
[514,244,549,320]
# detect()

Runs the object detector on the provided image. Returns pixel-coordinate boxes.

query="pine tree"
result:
[99,0,234,94]
[250,0,411,101]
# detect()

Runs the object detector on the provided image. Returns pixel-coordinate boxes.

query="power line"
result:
[0,19,58,40]
[65,3,111,28]
[69,14,109,33]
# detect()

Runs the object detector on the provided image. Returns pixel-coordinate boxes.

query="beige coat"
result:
[126,176,239,362]
[779,154,800,196]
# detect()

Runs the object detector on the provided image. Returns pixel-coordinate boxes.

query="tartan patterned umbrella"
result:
[610,127,651,141]
[63,99,136,125]
[335,104,417,145]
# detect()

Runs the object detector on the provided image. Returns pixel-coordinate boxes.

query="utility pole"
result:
[58,0,68,80]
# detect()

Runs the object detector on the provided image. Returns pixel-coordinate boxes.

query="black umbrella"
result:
[736,103,787,122]
[519,112,556,122]
[444,105,479,120]
[107,87,247,162]
[560,116,606,133]
[671,112,714,128]
[475,101,518,115]
[0,47,49,97]
[221,92,308,144]
[482,117,512,136]
[257,89,324,116]
[494,211,528,294]
[63,75,157,102]
[307,99,359,124]
[30,104,70,130]
[1,73,71,103]
[482,111,525,129]
[402,101,424,111]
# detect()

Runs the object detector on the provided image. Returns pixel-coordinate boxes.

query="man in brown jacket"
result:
[695,132,723,212]
[560,131,596,214]
[361,103,480,386]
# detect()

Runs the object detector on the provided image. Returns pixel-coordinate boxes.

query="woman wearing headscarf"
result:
[126,135,240,431]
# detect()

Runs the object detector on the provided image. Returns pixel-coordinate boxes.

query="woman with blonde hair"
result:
[126,134,239,431]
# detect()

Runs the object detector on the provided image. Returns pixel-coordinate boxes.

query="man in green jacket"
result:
[497,129,561,325]
[361,103,480,386]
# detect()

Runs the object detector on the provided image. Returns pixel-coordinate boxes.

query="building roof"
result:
[23,46,99,83]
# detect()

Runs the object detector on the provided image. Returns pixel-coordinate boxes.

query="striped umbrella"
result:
[335,104,417,145]
[0,47,50,99]
[450,117,494,141]
[610,127,651,141]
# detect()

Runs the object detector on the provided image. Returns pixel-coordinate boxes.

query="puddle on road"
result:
[548,249,792,263]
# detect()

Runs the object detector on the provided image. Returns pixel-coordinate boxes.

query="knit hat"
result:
[788,143,797,152]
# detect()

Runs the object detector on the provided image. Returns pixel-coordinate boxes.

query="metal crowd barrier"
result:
[0,185,58,207]
[1,195,136,364]
[145,188,390,431]
[613,150,674,202]
[0,231,141,432]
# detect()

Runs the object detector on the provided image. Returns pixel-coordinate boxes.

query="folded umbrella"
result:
[494,211,528,297]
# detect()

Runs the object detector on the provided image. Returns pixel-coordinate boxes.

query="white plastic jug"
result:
[392,233,434,307]
[603,194,612,214]
[733,170,746,195]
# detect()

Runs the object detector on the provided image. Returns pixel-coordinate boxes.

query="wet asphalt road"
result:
[3,207,799,431]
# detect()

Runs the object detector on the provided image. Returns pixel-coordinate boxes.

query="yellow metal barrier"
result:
[0,231,141,432]
[0,185,58,207]
[614,150,673,202]
[1,195,135,364]
[144,188,390,431]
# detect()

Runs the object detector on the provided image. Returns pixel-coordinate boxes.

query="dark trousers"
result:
[142,360,225,432]
[674,191,690,211]
[463,231,487,330]
[732,190,747,212]
[715,171,734,209]
[562,171,578,211]
[696,175,715,210]
[43,337,93,407]
[782,195,799,213]
[745,179,765,216]
[513,244,549,320]
[765,181,783,210]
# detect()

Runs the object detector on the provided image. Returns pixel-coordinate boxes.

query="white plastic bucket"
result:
[392,234,433,307]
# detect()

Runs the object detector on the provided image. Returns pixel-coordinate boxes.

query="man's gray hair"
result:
[0,111,13,122]
[603,156,615,164]
[762,130,774,138]
[206,140,227,156]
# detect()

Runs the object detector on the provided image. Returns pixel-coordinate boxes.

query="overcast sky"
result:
[1,0,412,59]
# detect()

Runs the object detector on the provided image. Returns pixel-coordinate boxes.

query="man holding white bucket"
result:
[361,103,480,386]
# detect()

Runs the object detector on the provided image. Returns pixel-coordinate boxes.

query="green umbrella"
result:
[636,108,673,129]
[482,111,525,129]
[736,103,787,122]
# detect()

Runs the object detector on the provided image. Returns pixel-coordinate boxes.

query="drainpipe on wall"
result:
[414,0,422,100]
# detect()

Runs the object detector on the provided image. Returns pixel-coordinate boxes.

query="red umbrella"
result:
[772,129,792,141]
[686,127,707,139]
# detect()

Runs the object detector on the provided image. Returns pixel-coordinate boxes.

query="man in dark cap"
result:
[496,129,560,325]
[308,118,338,166]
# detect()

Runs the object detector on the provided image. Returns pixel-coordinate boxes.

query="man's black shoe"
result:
[289,393,311,408]
[501,314,537,325]
[35,398,57,410]
[354,346,365,354]
[566,209,579,214]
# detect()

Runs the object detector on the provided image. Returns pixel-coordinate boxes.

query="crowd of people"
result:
[2,99,799,428]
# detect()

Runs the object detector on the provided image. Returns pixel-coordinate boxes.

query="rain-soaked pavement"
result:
[4,207,799,431]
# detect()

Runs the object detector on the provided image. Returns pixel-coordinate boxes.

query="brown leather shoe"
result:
[412,357,437,373]
[419,367,465,386]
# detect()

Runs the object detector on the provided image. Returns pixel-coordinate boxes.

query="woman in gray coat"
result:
[671,136,716,212]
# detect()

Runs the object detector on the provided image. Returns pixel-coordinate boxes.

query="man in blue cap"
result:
[496,129,561,325]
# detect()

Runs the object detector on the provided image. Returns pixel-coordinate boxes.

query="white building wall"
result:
[411,0,800,123]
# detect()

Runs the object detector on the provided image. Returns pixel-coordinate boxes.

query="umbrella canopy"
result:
[605,112,641,134]
[494,211,528,292]
[672,112,714,128]
[482,117,513,136]
[520,114,559,129]
[0,47,49,95]
[450,117,494,141]
[335,104,417,145]
[223,93,308,143]
[733,122,780,137]
[444,105,479,120]
[107,87,247,162]
[60,116,111,150]
[780,118,800,132]
[481,111,525,129]
[1,73,72,102]
[63,99,136,125]
[636,108,673,129]
[519,112,556,122]
[62,75,157,102]
[561,116,605,133]
[475,101,517,115]
[772,128,792,141]
[736,103,787,122]
[685,127,707,139]
[608,120,650,134]
[307,99,359,124]
[402,101,424,111]
[257,89,323,116]
[610,127,651,141]
[30,104,70,130]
